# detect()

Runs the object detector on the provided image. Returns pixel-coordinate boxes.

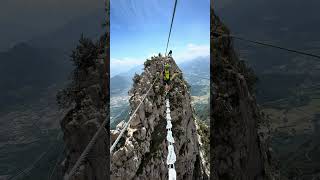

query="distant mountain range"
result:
[215,0,320,103]
[110,75,132,96]
[0,6,105,180]
[0,43,71,111]
[215,0,320,71]
[0,9,105,112]
[179,56,210,85]
[0,1,103,51]
[179,56,210,75]
[215,0,320,43]
[29,9,105,51]
[110,56,210,96]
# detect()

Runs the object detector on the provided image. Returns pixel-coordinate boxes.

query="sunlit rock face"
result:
[110,56,208,180]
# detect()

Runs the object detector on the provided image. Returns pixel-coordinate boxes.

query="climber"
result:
[168,50,172,57]
[164,61,171,93]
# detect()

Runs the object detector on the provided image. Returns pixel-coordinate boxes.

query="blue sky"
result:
[110,0,210,76]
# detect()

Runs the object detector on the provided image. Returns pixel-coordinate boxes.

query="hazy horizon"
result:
[0,0,104,51]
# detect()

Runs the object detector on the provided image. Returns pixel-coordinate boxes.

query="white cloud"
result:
[110,57,144,76]
[174,43,210,63]
[111,57,143,66]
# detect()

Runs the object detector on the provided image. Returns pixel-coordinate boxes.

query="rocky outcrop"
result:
[211,12,278,179]
[110,55,208,179]
[59,35,109,180]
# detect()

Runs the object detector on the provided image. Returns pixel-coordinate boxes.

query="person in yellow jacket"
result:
[164,62,171,93]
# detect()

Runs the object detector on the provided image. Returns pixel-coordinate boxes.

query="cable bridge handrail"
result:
[64,102,128,180]
[213,31,320,60]
[110,77,158,154]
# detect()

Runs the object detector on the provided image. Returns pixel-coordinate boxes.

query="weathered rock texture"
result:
[59,34,109,180]
[211,11,278,179]
[111,56,208,179]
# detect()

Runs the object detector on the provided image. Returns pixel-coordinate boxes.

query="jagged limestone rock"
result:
[111,56,209,179]
[60,51,108,180]
[116,120,125,130]
[111,129,120,143]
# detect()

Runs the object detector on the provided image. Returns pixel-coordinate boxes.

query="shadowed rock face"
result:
[111,56,208,180]
[211,11,277,180]
[60,49,108,180]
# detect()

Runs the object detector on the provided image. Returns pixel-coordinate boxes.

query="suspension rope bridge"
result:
[30,15,318,180]
[11,1,320,179]
[165,2,178,177]
[165,98,177,180]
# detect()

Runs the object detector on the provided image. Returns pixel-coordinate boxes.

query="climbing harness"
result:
[165,98,177,180]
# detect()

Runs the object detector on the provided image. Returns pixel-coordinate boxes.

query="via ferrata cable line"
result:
[64,104,128,180]
[165,0,178,56]
[110,77,158,154]
[213,31,320,60]
[9,144,55,180]
[48,145,66,180]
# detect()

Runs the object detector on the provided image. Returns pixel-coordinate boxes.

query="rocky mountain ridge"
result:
[59,34,109,180]
[211,11,278,179]
[110,55,209,179]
